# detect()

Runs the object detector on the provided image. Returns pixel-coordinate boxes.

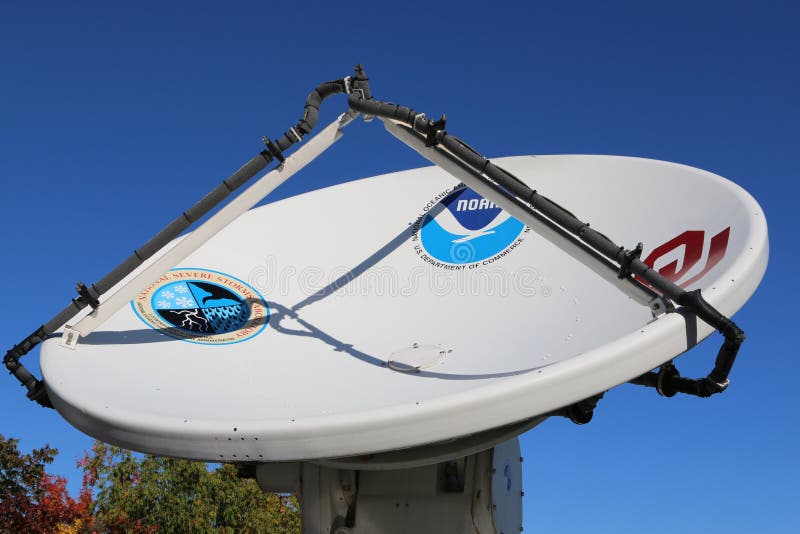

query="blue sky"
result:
[1,1,796,532]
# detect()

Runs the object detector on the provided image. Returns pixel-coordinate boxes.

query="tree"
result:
[0,435,93,533]
[1,436,299,533]
[80,442,301,533]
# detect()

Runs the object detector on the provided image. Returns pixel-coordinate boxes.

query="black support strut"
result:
[348,86,744,400]
[4,67,367,408]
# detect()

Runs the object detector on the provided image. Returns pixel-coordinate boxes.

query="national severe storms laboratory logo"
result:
[411,185,527,268]
[132,268,269,345]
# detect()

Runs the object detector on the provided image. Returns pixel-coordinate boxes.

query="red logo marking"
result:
[638,227,730,288]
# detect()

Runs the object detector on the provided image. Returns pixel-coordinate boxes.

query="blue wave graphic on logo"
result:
[421,188,524,263]
[152,280,248,335]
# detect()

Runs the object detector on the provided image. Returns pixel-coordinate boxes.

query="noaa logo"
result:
[412,186,526,267]
[131,268,269,345]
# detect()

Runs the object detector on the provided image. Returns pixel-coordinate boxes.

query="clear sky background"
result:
[0,1,796,532]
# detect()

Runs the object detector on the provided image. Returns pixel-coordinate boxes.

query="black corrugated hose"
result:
[4,66,369,408]
[347,84,744,400]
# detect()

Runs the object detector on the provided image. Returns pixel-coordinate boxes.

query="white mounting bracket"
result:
[59,326,80,350]
[255,438,523,534]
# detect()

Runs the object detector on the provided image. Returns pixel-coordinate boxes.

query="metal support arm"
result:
[4,66,370,408]
[348,89,744,399]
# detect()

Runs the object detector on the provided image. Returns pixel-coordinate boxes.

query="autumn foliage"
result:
[0,435,300,533]
[0,436,93,532]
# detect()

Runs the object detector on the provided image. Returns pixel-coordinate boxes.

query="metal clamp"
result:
[425,115,447,147]
[617,242,643,279]
[76,282,99,310]
[262,136,285,163]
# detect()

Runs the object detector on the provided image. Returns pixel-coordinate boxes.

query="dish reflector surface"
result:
[40,155,768,461]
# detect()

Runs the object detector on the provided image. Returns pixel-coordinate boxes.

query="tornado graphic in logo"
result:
[420,186,525,264]
[132,268,269,345]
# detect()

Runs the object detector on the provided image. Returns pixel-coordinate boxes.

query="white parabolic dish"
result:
[40,155,768,462]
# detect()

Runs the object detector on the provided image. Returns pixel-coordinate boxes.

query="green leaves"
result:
[1,436,301,533]
[81,442,301,533]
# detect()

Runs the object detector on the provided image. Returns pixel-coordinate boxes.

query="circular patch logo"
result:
[131,268,269,345]
[417,185,525,265]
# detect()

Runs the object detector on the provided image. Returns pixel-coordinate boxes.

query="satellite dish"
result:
[39,154,768,463]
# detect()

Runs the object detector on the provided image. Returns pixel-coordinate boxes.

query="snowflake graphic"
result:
[175,296,195,308]
[161,290,175,299]
[173,285,189,294]
[156,299,171,309]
